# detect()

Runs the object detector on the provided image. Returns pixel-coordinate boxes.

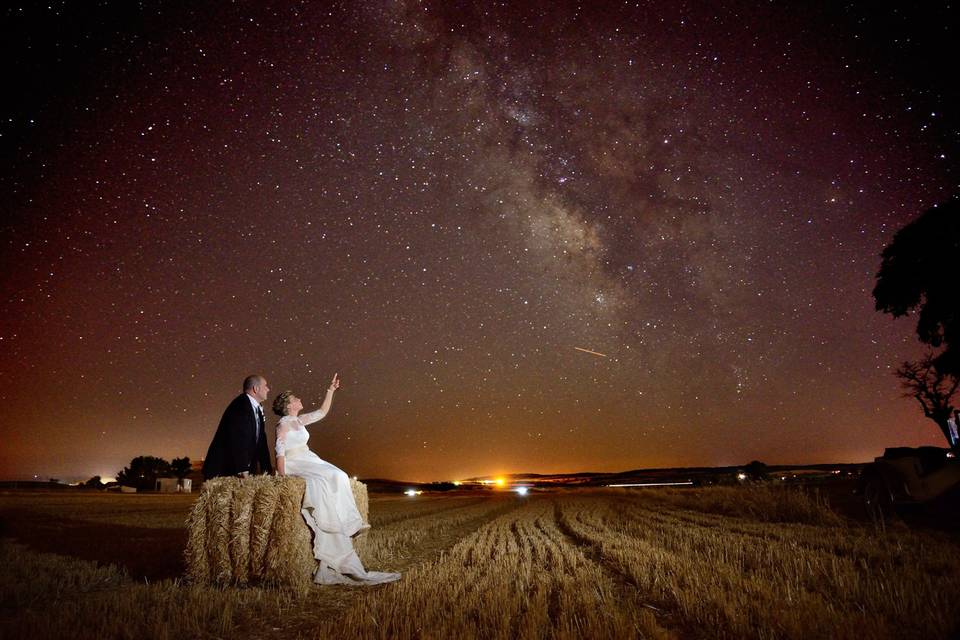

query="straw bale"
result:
[350,477,370,559]
[185,475,370,590]
[183,480,212,584]
[207,477,237,584]
[248,476,281,581]
[263,477,313,591]
[351,477,369,523]
[227,477,258,585]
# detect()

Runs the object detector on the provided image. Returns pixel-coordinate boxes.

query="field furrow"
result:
[368,496,489,527]
[357,495,521,568]
[555,493,960,640]
[315,496,672,639]
[621,497,955,577]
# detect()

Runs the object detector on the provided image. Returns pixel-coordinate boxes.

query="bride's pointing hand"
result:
[317,373,339,417]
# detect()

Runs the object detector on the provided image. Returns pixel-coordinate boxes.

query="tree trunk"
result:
[935,418,952,447]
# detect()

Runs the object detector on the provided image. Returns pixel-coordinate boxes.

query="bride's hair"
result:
[272,391,295,417]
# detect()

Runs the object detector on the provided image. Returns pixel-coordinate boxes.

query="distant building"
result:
[156,477,192,493]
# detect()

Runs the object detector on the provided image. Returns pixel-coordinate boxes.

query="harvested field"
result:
[1,486,958,639]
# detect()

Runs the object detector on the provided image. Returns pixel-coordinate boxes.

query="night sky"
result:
[2,1,957,483]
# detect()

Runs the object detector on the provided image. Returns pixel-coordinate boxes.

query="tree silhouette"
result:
[896,355,959,447]
[171,457,191,478]
[171,457,191,488]
[744,460,769,481]
[874,198,960,375]
[117,456,171,492]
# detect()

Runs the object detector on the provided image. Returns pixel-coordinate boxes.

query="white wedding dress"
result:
[276,409,400,585]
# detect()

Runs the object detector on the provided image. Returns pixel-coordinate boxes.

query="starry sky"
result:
[1,1,957,483]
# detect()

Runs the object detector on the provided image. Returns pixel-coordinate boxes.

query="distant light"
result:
[737,473,748,481]
[452,481,462,486]
[352,476,358,480]
[948,452,956,459]
[608,482,693,487]
[404,489,417,497]
[495,478,506,487]
[515,486,529,496]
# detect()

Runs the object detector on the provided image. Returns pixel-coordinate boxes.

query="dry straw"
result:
[7,489,960,638]
[185,475,370,591]
[248,476,281,582]
[351,477,370,558]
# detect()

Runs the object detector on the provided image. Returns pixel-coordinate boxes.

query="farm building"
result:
[155,478,192,493]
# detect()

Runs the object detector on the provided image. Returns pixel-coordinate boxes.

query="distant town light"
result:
[495,478,506,487]
[515,486,529,496]
[404,489,418,497]
[453,481,462,486]
[737,473,748,481]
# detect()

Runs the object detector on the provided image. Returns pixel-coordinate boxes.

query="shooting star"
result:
[574,347,608,358]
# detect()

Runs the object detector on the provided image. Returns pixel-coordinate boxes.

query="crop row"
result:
[318,496,672,639]
[556,492,960,639]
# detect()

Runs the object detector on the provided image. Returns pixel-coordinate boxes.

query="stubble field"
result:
[1,486,958,639]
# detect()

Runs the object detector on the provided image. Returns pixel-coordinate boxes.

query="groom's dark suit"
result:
[202,394,273,479]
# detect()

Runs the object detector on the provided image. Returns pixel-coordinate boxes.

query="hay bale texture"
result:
[185,475,369,590]
[351,479,370,560]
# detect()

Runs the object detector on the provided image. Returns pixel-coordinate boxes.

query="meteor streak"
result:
[574,347,608,358]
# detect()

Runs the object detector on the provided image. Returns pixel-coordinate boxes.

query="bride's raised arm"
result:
[300,373,340,427]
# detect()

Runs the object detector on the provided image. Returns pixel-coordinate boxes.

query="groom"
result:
[202,375,273,479]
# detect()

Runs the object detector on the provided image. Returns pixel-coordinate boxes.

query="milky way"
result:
[1,1,956,481]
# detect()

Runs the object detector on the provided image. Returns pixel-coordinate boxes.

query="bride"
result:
[272,373,399,585]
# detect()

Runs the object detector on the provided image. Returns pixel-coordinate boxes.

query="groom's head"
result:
[243,375,270,403]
